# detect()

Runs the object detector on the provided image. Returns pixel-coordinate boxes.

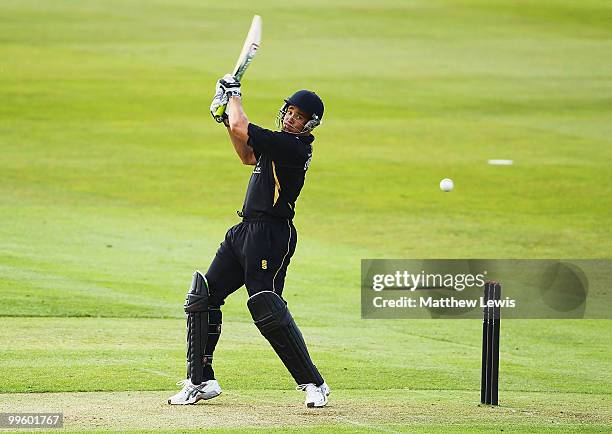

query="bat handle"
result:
[213,104,227,123]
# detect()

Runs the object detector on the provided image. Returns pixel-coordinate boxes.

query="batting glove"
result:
[210,83,229,122]
[220,73,241,99]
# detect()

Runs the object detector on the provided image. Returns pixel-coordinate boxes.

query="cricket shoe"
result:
[297,381,331,408]
[167,379,222,405]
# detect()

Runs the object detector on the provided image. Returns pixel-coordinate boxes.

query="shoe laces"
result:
[176,379,204,391]
[296,383,317,392]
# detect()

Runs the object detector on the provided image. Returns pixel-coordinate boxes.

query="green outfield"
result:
[1,0,611,432]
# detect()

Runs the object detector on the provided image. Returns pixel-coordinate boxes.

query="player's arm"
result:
[210,75,255,165]
[226,96,256,165]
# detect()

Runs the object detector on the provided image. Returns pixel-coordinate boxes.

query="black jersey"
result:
[241,123,313,220]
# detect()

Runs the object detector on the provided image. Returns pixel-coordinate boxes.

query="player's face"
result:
[282,105,310,134]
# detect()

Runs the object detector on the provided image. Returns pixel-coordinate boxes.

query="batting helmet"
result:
[277,90,324,133]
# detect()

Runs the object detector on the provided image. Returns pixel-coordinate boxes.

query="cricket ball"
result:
[440,178,454,192]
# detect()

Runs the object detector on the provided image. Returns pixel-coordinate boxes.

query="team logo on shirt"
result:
[261,259,268,270]
[304,151,312,171]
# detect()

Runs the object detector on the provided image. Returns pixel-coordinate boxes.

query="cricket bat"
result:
[213,15,262,123]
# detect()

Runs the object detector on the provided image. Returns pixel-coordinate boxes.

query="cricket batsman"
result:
[168,74,330,408]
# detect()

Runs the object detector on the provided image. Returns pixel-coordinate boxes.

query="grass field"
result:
[1,0,611,432]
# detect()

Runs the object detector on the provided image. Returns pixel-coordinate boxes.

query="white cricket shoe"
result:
[167,379,222,405]
[297,381,331,408]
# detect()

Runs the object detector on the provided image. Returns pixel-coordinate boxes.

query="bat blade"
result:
[214,15,262,122]
[232,15,261,80]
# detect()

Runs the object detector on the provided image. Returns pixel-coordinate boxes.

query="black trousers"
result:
[200,218,298,381]
[206,218,298,306]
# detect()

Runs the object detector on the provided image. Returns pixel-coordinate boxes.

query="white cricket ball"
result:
[440,178,454,192]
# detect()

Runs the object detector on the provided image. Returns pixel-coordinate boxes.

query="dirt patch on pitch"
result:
[0,389,609,432]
